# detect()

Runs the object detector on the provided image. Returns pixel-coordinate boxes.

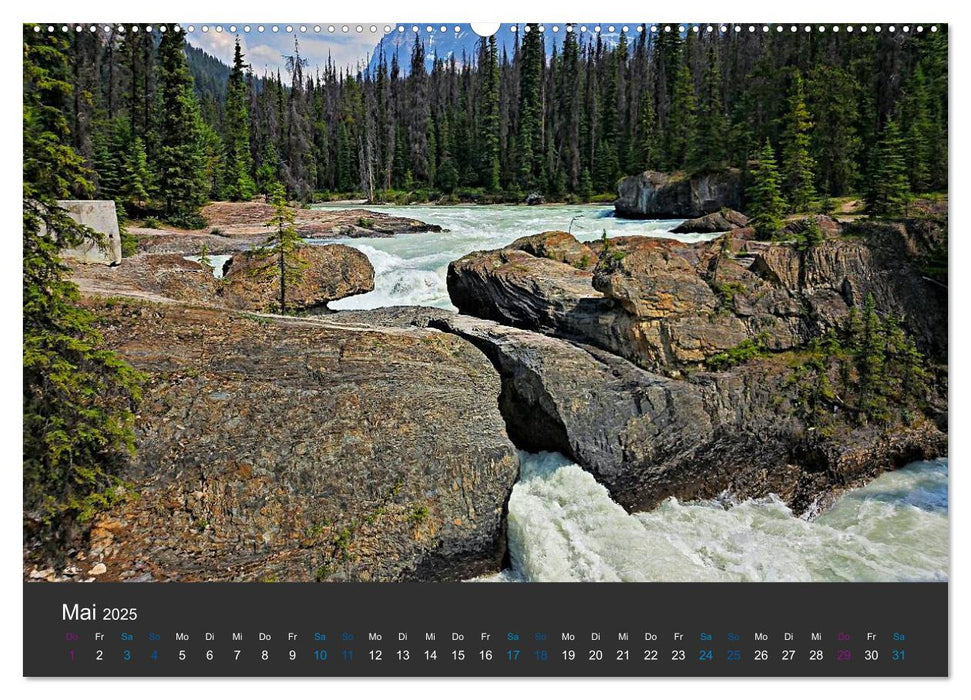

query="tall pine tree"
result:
[748,139,787,240]
[780,70,816,212]
[223,37,256,201]
[155,26,207,217]
[866,118,911,216]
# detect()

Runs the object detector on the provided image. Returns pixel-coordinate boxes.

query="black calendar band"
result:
[24,582,947,677]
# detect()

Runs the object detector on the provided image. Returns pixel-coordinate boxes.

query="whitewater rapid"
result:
[313,204,714,310]
[485,453,948,583]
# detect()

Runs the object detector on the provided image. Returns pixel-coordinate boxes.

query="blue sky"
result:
[184,22,638,76]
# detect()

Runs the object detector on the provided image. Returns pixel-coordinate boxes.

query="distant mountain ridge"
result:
[366,23,632,74]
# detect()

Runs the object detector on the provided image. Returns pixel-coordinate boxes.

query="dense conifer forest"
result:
[49,23,946,215]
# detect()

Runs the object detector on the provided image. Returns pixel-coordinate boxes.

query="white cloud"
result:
[186,28,385,76]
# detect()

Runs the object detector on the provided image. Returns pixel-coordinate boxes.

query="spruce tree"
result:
[663,62,695,170]
[223,37,256,201]
[282,38,316,201]
[780,70,816,212]
[155,26,207,217]
[631,88,657,172]
[517,24,545,190]
[688,48,727,173]
[866,119,911,217]
[23,26,142,547]
[120,136,152,210]
[748,139,787,241]
[251,183,308,314]
[901,64,933,194]
[480,36,502,192]
[806,66,861,197]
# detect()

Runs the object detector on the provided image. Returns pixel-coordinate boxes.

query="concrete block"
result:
[57,200,123,265]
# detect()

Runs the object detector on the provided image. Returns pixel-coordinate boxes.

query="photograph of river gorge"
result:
[23,22,947,584]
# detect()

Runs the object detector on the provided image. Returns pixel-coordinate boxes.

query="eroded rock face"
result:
[221,244,374,312]
[84,301,520,582]
[69,254,223,305]
[428,314,945,514]
[449,225,947,375]
[614,170,744,219]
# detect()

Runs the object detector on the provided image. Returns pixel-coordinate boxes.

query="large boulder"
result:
[671,208,749,234]
[220,244,374,313]
[78,300,520,582]
[507,230,595,268]
[614,169,744,219]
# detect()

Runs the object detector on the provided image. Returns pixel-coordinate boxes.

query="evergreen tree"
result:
[901,63,933,193]
[856,294,889,423]
[255,141,280,194]
[780,70,816,212]
[250,183,308,314]
[663,62,695,170]
[688,48,727,172]
[866,118,911,217]
[223,37,256,201]
[120,136,152,210]
[631,87,657,171]
[155,26,207,216]
[480,36,502,192]
[23,26,142,547]
[748,139,787,240]
[806,66,861,196]
[282,38,316,201]
[517,24,545,190]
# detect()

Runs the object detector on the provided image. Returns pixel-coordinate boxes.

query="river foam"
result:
[486,452,948,583]
[315,204,714,310]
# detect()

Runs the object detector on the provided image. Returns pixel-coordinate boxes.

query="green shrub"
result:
[119,229,140,257]
[705,336,769,371]
[165,210,207,230]
[408,504,429,524]
[142,216,161,229]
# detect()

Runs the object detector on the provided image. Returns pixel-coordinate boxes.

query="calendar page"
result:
[22,19,948,678]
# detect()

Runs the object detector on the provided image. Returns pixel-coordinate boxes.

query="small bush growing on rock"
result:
[357,217,375,229]
[712,281,748,314]
[705,334,769,370]
[333,527,353,560]
[792,217,825,252]
[119,229,139,257]
[408,504,429,524]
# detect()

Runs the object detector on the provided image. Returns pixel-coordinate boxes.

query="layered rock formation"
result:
[614,169,743,219]
[132,202,444,254]
[449,223,947,374]
[77,301,519,582]
[443,222,946,515]
[427,314,944,515]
